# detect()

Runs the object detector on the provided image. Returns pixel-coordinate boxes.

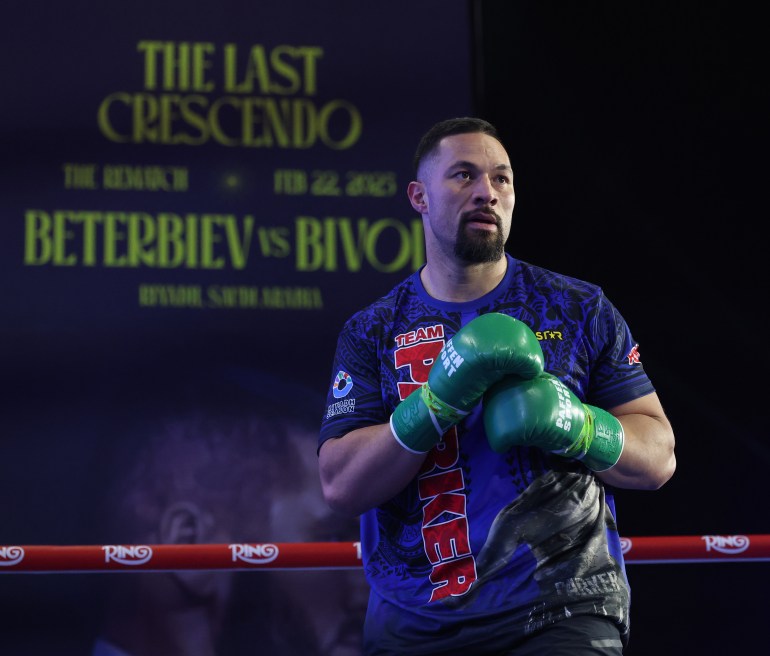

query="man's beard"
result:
[454,216,505,263]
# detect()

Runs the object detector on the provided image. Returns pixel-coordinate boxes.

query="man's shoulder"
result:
[513,258,603,298]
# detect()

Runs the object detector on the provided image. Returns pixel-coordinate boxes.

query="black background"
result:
[474,1,767,654]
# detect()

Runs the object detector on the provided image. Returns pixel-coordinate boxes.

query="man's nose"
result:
[473,175,497,204]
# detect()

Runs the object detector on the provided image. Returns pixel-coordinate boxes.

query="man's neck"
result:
[420,256,508,303]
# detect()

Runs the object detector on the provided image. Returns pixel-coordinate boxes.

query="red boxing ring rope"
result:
[1,535,768,573]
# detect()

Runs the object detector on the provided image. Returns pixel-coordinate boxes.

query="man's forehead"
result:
[437,133,511,168]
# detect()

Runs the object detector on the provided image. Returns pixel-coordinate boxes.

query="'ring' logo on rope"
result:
[619,538,632,554]
[701,535,750,554]
[230,543,279,564]
[0,546,25,566]
[102,545,153,565]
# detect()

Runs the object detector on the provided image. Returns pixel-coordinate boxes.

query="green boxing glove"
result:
[390,313,544,454]
[483,373,624,472]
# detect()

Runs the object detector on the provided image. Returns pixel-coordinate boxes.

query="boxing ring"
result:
[2,534,768,572]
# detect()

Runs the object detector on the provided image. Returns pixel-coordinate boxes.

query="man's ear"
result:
[159,501,205,544]
[407,181,427,213]
[160,502,224,598]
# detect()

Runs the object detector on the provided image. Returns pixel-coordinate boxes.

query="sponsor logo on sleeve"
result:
[326,398,355,418]
[332,370,353,398]
[626,344,641,365]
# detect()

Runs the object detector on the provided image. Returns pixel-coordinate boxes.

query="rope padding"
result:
[1,535,767,573]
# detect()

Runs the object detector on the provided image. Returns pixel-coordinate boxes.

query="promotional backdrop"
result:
[0,2,474,654]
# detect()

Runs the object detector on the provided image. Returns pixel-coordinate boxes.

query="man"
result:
[92,393,367,656]
[318,117,675,655]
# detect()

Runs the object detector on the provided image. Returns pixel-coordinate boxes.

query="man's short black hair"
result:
[413,117,502,177]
